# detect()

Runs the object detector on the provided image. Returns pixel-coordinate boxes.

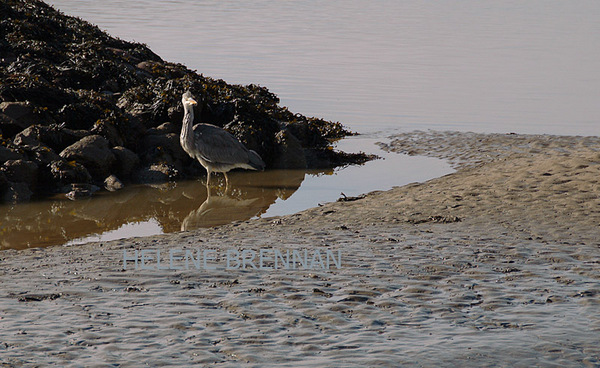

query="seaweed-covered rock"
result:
[0,112,23,138]
[59,135,115,179]
[0,145,24,162]
[110,146,139,179]
[15,124,88,151]
[139,132,187,166]
[0,0,369,202]
[272,130,307,169]
[50,159,92,185]
[134,163,179,184]
[1,159,38,186]
[64,183,100,200]
[2,182,33,203]
[0,170,9,192]
[91,119,124,147]
[0,101,37,129]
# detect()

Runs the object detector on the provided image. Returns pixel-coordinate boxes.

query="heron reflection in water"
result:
[180,169,305,231]
[180,91,265,189]
[181,185,261,231]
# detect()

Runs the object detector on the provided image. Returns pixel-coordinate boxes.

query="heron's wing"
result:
[192,124,250,164]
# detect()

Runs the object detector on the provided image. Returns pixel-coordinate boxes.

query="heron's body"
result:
[180,91,265,186]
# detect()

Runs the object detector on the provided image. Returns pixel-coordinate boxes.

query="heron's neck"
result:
[181,104,195,147]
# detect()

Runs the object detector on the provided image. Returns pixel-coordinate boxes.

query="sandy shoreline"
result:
[1,131,599,367]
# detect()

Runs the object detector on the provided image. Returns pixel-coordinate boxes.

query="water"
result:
[3,1,599,248]
[0,134,451,249]
[47,0,600,135]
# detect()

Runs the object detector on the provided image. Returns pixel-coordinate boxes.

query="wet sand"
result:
[1,131,599,367]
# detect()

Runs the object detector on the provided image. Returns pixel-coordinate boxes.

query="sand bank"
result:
[1,131,599,367]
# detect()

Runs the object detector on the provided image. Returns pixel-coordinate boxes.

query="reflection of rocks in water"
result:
[0,170,307,250]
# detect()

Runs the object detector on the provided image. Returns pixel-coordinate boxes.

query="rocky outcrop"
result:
[0,0,371,203]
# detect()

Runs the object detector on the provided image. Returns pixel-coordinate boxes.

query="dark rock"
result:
[136,61,162,76]
[56,102,103,130]
[104,174,124,191]
[0,171,9,191]
[271,130,307,169]
[0,113,24,138]
[22,145,63,188]
[140,133,187,166]
[14,124,88,152]
[65,183,100,200]
[0,146,25,162]
[305,148,376,169]
[111,146,139,178]
[23,144,62,166]
[116,116,146,149]
[59,135,116,180]
[2,182,33,203]
[91,119,124,147]
[52,67,93,90]
[147,122,178,135]
[12,128,40,147]
[134,164,178,184]
[287,120,329,148]
[225,114,279,155]
[1,159,38,186]
[50,159,92,184]
[0,101,37,129]
[117,96,153,126]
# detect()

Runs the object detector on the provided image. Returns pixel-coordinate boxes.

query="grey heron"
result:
[180,91,265,187]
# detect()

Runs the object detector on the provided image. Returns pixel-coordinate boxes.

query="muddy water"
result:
[0,136,452,249]
[0,169,305,249]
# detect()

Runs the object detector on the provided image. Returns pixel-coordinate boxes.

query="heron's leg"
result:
[206,181,215,198]
[206,170,212,187]
[224,172,232,194]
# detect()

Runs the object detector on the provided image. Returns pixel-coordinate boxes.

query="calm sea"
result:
[48,0,599,135]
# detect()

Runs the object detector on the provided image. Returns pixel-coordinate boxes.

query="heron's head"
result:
[182,91,197,107]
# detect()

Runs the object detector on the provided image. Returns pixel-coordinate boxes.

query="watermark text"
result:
[122,248,342,271]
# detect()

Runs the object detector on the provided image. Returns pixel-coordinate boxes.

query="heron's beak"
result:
[188,98,197,105]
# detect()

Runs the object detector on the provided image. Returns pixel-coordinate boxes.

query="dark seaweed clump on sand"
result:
[0,0,371,203]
